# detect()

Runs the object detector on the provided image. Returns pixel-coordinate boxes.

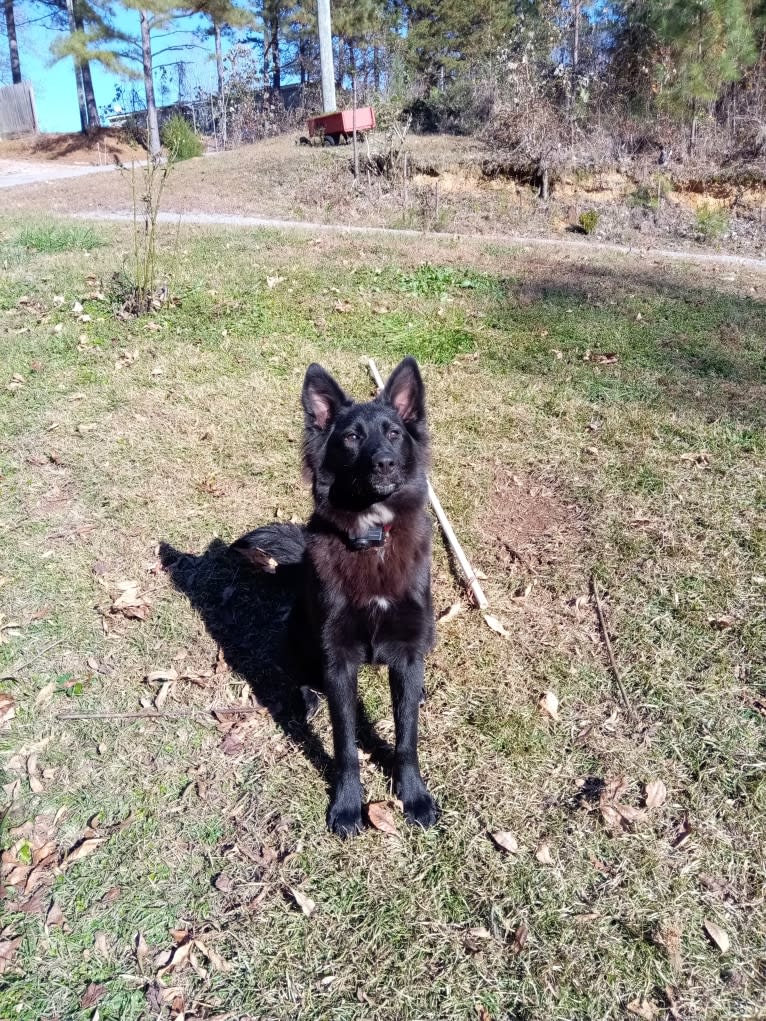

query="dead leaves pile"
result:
[109,580,153,622]
[598,776,648,833]
[139,926,234,1020]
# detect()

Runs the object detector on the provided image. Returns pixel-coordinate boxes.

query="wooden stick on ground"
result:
[1,638,66,681]
[591,575,635,718]
[367,358,489,610]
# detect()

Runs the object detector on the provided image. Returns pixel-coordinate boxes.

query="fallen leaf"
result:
[535,841,554,865]
[35,681,56,708]
[116,348,139,368]
[0,935,21,974]
[289,887,316,917]
[538,690,559,721]
[467,926,493,941]
[333,299,353,313]
[594,352,618,364]
[195,940,233,973]
[437,602,463,625]
[627,998,658,1020]
[154,680,174,710]
[94,931,110,957]
[100,886,121,905]
[266,275,285,289]
[644,779,667,809]
[708,615,737,630]
[703,918,730,954]
[510,921,528,955]
[366,801,398,836]
[16,890,45,914]
[483,614,508,638]
[475,1006,493,1021]
[81,982,106,1009]
[146,668,179,684]
[71,301,84,314]
[490,831,518,854]
[680,451,710,466]
[670,814,694,848]
[46,900,65,928]
[27,755,44,794]
[61,836,106,868]
[0,692,15,729]
[155,939,192,977]
[110,584,151,621]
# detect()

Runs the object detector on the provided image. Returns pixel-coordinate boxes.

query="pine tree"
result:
[3,0,22,83]
[49,0,131,131]
[641,0,758,148]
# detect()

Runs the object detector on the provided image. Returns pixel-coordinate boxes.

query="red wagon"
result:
[306,106,376,146]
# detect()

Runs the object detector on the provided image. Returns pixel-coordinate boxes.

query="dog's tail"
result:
[230,522,306,573]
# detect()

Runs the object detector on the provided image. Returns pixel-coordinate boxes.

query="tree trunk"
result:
[299,36,306,86]
[214,21,226,147]
[80,61,100,130]
[336,36,344,90]
[271,17,280,91]
[3,0,21,84]
[140,10,161,156]
[373,44,380,92]
[64,0,88,132]
[74,3,100,131]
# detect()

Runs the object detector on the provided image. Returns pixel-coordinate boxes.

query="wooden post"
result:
[435,179,439,219]
[403,151,408,208]
[352,73,359,182]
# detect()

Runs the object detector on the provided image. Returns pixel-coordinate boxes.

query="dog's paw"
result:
[403,789,439,829]
[327,788,363,838]
[397,773,439,829]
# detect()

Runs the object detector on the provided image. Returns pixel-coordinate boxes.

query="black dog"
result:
[232,357,438,837]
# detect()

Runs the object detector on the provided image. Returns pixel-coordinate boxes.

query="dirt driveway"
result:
[0,158,118,189]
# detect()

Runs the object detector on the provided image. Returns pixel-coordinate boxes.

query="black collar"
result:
[348,524,392,550]
[312,515,393,551]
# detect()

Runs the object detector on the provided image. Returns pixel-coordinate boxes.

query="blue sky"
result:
[10,6,223,132]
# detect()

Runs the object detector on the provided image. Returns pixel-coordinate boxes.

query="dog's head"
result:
[301,357,429,514]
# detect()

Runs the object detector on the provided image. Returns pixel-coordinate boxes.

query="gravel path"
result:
[75,208,766,273]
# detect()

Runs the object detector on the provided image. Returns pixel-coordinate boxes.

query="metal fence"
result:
[0,82,39,138]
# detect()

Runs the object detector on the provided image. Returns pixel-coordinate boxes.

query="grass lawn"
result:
[1,216,765,1021]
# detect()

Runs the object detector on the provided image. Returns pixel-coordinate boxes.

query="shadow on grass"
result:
[489,261,766,426]
[159,538,395,797]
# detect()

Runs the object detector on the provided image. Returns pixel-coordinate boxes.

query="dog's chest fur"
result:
[307,510,431,609]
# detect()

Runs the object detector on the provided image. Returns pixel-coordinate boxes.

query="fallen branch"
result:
[56,705,264,722]
[591,575,634,718]
[1,638,66,680]
[367,358,489,610]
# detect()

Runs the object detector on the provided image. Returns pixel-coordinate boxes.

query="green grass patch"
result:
[14,220,105,253]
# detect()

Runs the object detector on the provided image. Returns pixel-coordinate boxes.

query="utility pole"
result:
[317,0,336,113]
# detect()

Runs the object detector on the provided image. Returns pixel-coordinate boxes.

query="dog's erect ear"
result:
[383,357,425,424]
[302,363,349,431]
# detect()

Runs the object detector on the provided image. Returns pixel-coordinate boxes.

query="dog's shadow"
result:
[159,539,394,792]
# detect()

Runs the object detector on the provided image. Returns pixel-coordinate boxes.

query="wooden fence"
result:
[0,82,39,138]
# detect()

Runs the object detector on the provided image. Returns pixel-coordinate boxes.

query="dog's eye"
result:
[388,428,401,440]
[344,432,359,444]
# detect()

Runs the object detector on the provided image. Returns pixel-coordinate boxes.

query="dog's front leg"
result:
[389,657,438,829]
[325,657,363,838]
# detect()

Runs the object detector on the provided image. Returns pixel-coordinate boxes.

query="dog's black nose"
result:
[374,456,395,476]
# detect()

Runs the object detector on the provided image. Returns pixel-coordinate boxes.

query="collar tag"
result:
[349,526,386,550]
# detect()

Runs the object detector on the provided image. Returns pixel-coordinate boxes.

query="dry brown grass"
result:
[4,133,766,259]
